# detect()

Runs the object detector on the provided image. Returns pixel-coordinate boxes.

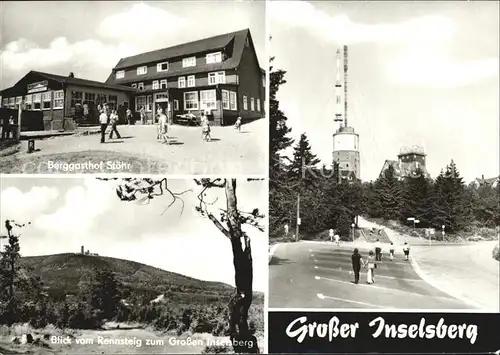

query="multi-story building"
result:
[105,28,265,126]
[379,145,431,180]
[473,175,499,188]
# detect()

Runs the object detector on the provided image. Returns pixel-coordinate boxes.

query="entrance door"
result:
[154,92,170,124]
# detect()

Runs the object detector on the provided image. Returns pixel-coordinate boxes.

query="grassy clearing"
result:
[0,150,162,174]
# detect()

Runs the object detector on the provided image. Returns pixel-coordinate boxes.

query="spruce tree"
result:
[0,220,22,324]
[288,133,321,181]
[400,168,433,227]
[374,165,402,220]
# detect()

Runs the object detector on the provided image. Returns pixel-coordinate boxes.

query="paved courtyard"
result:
[0,119,266,174]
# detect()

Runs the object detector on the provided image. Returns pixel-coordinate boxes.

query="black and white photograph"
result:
[0,177,266,354]
[0,1,266,175]
[269,1,499,311]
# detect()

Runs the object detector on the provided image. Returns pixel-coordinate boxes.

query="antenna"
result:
[334,48,343,124]
[344,45,348,128]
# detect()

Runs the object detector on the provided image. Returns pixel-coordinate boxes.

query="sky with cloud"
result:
[270,0,499,182]
[0,1,265,90]
[0,177,268,292]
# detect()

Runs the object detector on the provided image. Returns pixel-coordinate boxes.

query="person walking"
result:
[334,233,340,247]
[140,106,146,125]
[157,108,168,144]
[329,229,334,242]
[351,248,365,284]
[284,224,289,236]
[234,116,242,132]
[108,110,121,139]
[99,110,109,143]
[389,242,395,261]
[126,108,133,125]
[366,250,376,284]
[201,112,211,141]
[375,239,382,261]
[403,242,410,261]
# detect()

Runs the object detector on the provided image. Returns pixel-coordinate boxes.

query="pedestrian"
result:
[234,116,242,131]
[366,250,376,284]
[201,112,211,141]
[140,106,146,125]
[403,242,410,261]
[334,233,340,247]
[375,239,382,261]
[157,108,168,144]
[329,229,334,242]
[108,110,121,139]
[284,224,289,235]
[99,110,108,143]
[351,248,365,284]
[389,242,395,261]
[126,108,133,125]
[4,116,13,139]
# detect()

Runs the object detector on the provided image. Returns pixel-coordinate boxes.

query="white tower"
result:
[332,45,360,180]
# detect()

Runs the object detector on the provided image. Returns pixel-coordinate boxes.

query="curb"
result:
[381,223,488,310]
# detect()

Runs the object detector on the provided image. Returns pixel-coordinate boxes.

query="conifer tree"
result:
[0,220,22,324]
[400,168,433,227]
[288,133,321,182]
[373,165,402,220]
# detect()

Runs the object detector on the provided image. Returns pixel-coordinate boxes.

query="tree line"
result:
[269,59,499,240]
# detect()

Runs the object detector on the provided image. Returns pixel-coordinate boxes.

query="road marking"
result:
[317,293,384,308]
[314,265,424,282]
[315,275,463,303]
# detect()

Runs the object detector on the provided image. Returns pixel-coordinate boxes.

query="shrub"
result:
[493,243,500,262]
[202,344,234,354]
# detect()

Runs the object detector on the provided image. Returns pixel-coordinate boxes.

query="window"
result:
[138,82,144,91]
[256,98,260,112]
[178,77,186,88]
[131,83,137,88]
[146,95,152,112]
[160,79,167,89]
[8,97,15,108]
[2,98,7,107]
[157,62,169,72]
[16,96,22,105]
[70,91,82,108]
[206,52,222,64]
[183,91,199,110]
[208,71,225,85]
[182,56,196,68]
[174,100,179,111]
[24,95,32,110]
[243,95,248,110]
[135,95,146,111]
[32,94,41,110]
[250,97,255,111]
[53,90,64,109]
[187,75,195,87]
[42,92,52,110]
[116,70,125,79]
[137,66,147,75]
[108,95,118,103]
[200,90,216,111]
[84,92,96,104]
[229,91,237,110]
[152,81,159,90]
[222,90,229,109]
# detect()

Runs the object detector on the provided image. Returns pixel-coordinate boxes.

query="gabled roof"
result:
[114,29,249,71]
[107,29,263,84]
[1,70,136,95]
[380,159,430,179]
[474,176,500,185]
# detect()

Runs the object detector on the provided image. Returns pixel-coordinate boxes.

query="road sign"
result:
[407,217,415,221]
[298,218,301,226]
[329,229,334,236]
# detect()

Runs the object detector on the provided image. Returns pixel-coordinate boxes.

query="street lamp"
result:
[351,223,355,242]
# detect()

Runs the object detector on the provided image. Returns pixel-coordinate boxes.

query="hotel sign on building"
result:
[27,81,48,94]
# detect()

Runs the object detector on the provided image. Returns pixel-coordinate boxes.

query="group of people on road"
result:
[350,240,411,285]
[0,116,16,140]
[99,107,121,143]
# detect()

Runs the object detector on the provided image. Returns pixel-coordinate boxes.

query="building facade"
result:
[0,71,136,130]
[105,28,265,126]
[379,145,431,180]
[332,126,360,181]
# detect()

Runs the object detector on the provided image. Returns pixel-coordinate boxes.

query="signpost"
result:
[295,193,300,242]
[442,225,445,240]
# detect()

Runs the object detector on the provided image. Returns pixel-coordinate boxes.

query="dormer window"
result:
[157,62,169,72]
[206,52,222,64]
[137,66,147,75]
[182,56,196,68]
[116,70,125,79]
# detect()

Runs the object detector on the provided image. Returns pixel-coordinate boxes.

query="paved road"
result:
[269,241,473,309]
[0,119,266,175]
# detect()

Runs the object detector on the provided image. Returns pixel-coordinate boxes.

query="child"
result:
[389,242,395,261]
[158,108,168,144]
[366,250,376,284]
[403,242,410,261]
[334,234,340,247]
[201,113,211,141]
[234,116,242,131]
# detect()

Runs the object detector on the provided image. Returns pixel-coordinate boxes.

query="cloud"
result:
[387,42,499,87]
[35,179,115,237]
[0,186,59,223]
[97,3,190,41]
[269,1,455,44]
